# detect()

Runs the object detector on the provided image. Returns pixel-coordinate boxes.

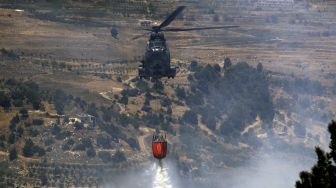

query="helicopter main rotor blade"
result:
[159,6,186,29]
[131,32,149,40]
[162,25,239,32]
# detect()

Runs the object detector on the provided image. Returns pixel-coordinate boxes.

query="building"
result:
[77,114,96,128]
[255,0,295,10]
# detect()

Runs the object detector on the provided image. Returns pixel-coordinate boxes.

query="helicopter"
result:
[133,6,239,80]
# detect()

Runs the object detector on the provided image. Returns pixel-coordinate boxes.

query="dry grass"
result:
[0,109,16,129]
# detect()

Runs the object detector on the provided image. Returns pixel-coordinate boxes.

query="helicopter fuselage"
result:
[138,32,177,79]
[135,6,238,80]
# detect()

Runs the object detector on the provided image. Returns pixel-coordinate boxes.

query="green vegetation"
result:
[186,62,274,139]
[0,91,11,110]
[182,110,198,126]
[86,147,96,158]
[98,151,111,163]
[113,150,126,163]
[22,139,45,157]
[0,79,42,110]
[295,120,336,188]
[97,134,112,149]
[9,147,18,161]
[52,89,68,114]
[127,138,140,150]
[224,57,232,71]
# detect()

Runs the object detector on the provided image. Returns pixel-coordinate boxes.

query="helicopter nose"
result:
[152,48,160,52]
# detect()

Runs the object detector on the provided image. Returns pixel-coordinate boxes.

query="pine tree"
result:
[9,147,18,161]
[295,120,336,188]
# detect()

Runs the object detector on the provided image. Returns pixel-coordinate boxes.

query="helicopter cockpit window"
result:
[148,40,166,51]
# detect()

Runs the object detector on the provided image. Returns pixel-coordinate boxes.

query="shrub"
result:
[190,60,200,72]
[55,131,71,140]
[81,138,92,148]
[257,63,263,72]
[176,87,186,99]
[98,151,111,163]
[32,118,44,126]
[97,135,111,149]
[113,150,126,162]
[20,144,33,157]
[44,138,55,146]
[120,96,128,105]
[62,139,75,150]
[0,91,11,110]
[86,148,96,158]
[40,174,48,186]
[7,133,16,144]
[127,138,140,150]
[9,148,17,161]
[51,125,61,135]
[224,57,232,70]
[19,108,28,118]
[161,98,172,107]
[182,110,198,126]
[74,121,84,130]
[52,89,67,114]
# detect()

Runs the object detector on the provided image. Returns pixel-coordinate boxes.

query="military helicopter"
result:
[134,6,239,79]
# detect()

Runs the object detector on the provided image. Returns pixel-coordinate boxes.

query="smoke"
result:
[102,160,181,188]
[209,148,315,188]
[101,144,315,188]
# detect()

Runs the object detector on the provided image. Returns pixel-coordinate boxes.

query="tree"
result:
[153,80,164,91]
[81,138,92,148]
[97,135,111,149]
[182,110,198,126]
[22,81,41,110]
[113,150,126,162]
[17,126,24,137]
[9,114,20,131]
[190,60,200,72]
[127,138,140,150]
[213,63,221,73]
[257,62,263,73]
[51,125,61,135]
[201,114,216,131]
[52,89,67,114]
[22,139,35,157]
[32,118,44,126]
[9,148,18,161]
[0,91,11,110]
[176,87,186,99]
[86,148,96,158]
[87,103,98,117]
[120,96,128,106]
[7,133,16,144]
[40,174,48,186]
[98,151,111,163]
[224,57,232,71]
[295,120,336,188]
[74,121,84,130]
[19,108,28,118]
[62,139,74,150]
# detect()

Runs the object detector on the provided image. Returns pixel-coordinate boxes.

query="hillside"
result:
[0,0,336,187]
